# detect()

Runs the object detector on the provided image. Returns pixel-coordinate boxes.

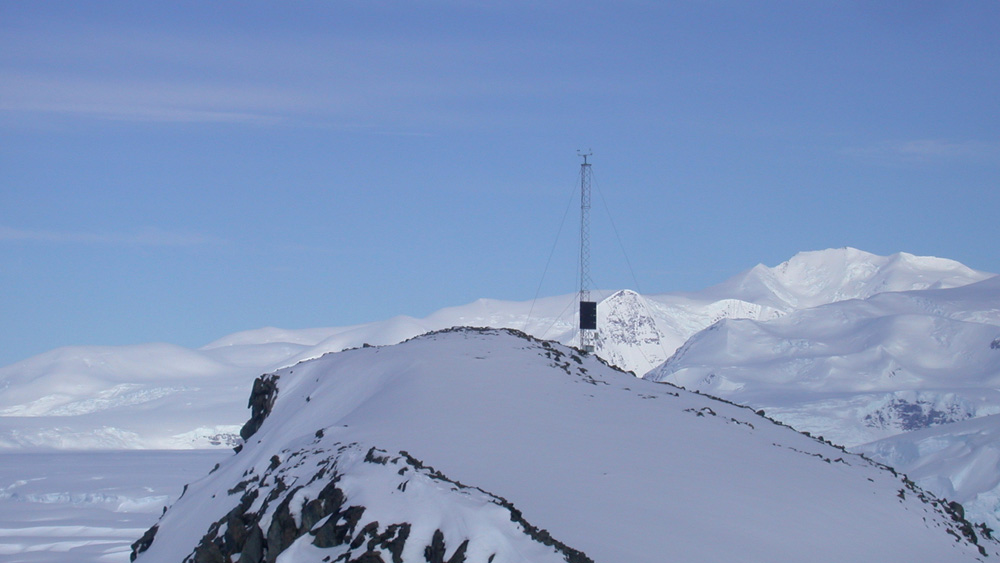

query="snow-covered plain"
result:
[3,247,1000,561]
[0,450,225,562]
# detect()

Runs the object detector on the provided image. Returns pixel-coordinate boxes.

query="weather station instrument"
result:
[578,150,598,353]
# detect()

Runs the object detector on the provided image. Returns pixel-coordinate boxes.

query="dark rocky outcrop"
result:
[863,397,973,432]
[130,525,158,561]
[240,374,280,442]
[139,441,592,563]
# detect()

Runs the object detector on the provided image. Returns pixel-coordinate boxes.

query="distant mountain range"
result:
[3,247,999,531]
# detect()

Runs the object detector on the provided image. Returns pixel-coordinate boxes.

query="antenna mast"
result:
[578,150,597,353]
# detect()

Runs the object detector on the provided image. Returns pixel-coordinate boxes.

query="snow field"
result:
[0,450,226,562]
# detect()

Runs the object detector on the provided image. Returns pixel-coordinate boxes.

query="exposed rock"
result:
[130,525,158,561]
[863,398,973,432]
[143,441,590,563]
[240,374,279,441]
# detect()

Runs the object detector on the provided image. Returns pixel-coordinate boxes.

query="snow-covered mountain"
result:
[3,247,987,451]
[650,275,1000,441]
[132,328,995,562]
[698,246,991,310]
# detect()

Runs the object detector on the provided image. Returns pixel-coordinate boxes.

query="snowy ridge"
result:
[134,328,994,562]
[701,247,992,310]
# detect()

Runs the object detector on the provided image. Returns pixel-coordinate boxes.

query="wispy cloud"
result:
[843,139,1000,165]
[0,23,327,125]
[0,225,228,247]
[0,72,304,125]
[0,19,591,130]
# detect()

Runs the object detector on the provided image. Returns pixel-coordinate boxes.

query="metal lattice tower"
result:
[578,150,597,352]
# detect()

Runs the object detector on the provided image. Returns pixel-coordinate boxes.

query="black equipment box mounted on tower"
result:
[580,301,597,331]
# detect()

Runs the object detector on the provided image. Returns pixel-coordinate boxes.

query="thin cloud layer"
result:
[844,139,1000,165]
[0,20,598,129]
[0,225,228,247]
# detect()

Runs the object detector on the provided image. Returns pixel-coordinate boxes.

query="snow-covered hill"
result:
[133,328,995,563]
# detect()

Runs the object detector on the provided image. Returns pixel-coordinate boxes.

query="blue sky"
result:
[2,1,998,366]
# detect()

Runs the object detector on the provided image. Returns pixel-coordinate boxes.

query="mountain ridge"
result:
[695,247,992,310]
